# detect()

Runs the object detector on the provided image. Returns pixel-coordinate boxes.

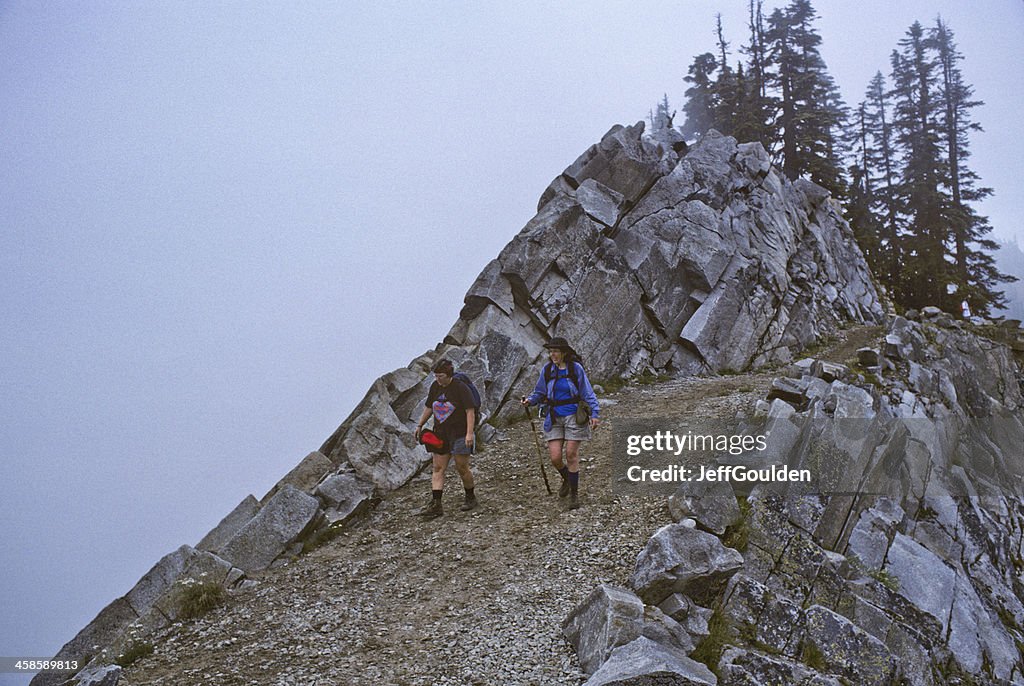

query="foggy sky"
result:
[1,2,1022,679]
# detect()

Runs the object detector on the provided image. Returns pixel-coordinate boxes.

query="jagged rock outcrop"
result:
[570,311,1024,684]
[582,636,717,686]
[631,525,745,605]
[311,122,882,521]
[31,545,246,686]
[35,121,887,684]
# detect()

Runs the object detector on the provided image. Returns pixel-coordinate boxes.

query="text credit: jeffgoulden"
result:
[613,420,812,495]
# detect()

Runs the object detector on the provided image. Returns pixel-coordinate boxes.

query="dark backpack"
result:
[452,372,482,412]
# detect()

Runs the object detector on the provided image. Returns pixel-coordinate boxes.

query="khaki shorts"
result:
[544,414,592,442]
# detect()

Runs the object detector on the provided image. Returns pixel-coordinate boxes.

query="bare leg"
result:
[431,453,450,491]
[564,440,581,472]
[548,438,565,469]
[454,454,474,489]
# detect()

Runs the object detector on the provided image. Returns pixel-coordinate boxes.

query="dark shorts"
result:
[448,436,474,456]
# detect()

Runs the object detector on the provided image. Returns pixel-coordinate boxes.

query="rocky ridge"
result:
[61,316,1024,686]
[69,346,817,685]
[565,309,1024,685]
[46,120,1023,685]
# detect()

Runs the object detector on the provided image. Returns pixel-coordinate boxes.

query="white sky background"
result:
[1,1,1022,677]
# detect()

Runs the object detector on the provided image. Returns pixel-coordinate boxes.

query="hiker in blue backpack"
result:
[521,337,600,510]
[414,359,478,519]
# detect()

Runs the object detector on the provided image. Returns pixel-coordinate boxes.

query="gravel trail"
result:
[120,327,880,686]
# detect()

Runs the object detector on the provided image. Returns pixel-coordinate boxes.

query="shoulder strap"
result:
[568,361,580,388]
[545,362,580,389]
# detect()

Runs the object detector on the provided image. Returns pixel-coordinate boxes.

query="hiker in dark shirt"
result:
[521,337,600,509]
[414,359,477,518]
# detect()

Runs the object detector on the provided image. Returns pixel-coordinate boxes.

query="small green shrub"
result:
[996,605,1022,632]
[869,568,900,592]
[860,371,883,389]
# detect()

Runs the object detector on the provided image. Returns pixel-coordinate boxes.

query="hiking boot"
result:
[568,493,580,510]
[558,476,571,498]
[418,499,443,519]
[460,495,478,511]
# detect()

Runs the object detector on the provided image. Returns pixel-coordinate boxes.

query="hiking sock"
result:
[464,487,475,500]
[432,489,443,503]
[569,471,579,496]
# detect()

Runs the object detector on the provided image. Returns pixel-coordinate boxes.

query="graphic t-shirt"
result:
[425,379,473,440]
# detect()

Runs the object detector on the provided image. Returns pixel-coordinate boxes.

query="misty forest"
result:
[655,0,1015,318]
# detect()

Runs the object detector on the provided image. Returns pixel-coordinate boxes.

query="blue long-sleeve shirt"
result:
[526,361,600,431]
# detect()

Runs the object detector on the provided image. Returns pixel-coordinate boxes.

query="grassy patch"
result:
[176,579,227,620]
[722,496,751,552]
[636,370,672,385]
[800,335,837,359]
[691,607,731,674]
[302,520,350,554]
[801,640,828,672]
[736,618,783,656]
[596,375,630,393]
[114,641,153,668]
[859,371,884,389]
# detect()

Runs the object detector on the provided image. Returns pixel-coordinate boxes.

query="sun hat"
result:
[543,336,572,351]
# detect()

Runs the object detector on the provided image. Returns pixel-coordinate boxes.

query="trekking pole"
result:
[523,401,553,494]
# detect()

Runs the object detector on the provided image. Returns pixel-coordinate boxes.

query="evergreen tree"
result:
[671,6,1012,317]
[681,53,719,139]
[764,0,847,194]
[845,102,885,281]
[649,93,676,134]
[710,15,745,138]
[730,63,774,147]
[930,18,1014,315]
[734,0,776,151]
[741,0,768,101]
[888,22,948,309]
[861,71,902,292]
